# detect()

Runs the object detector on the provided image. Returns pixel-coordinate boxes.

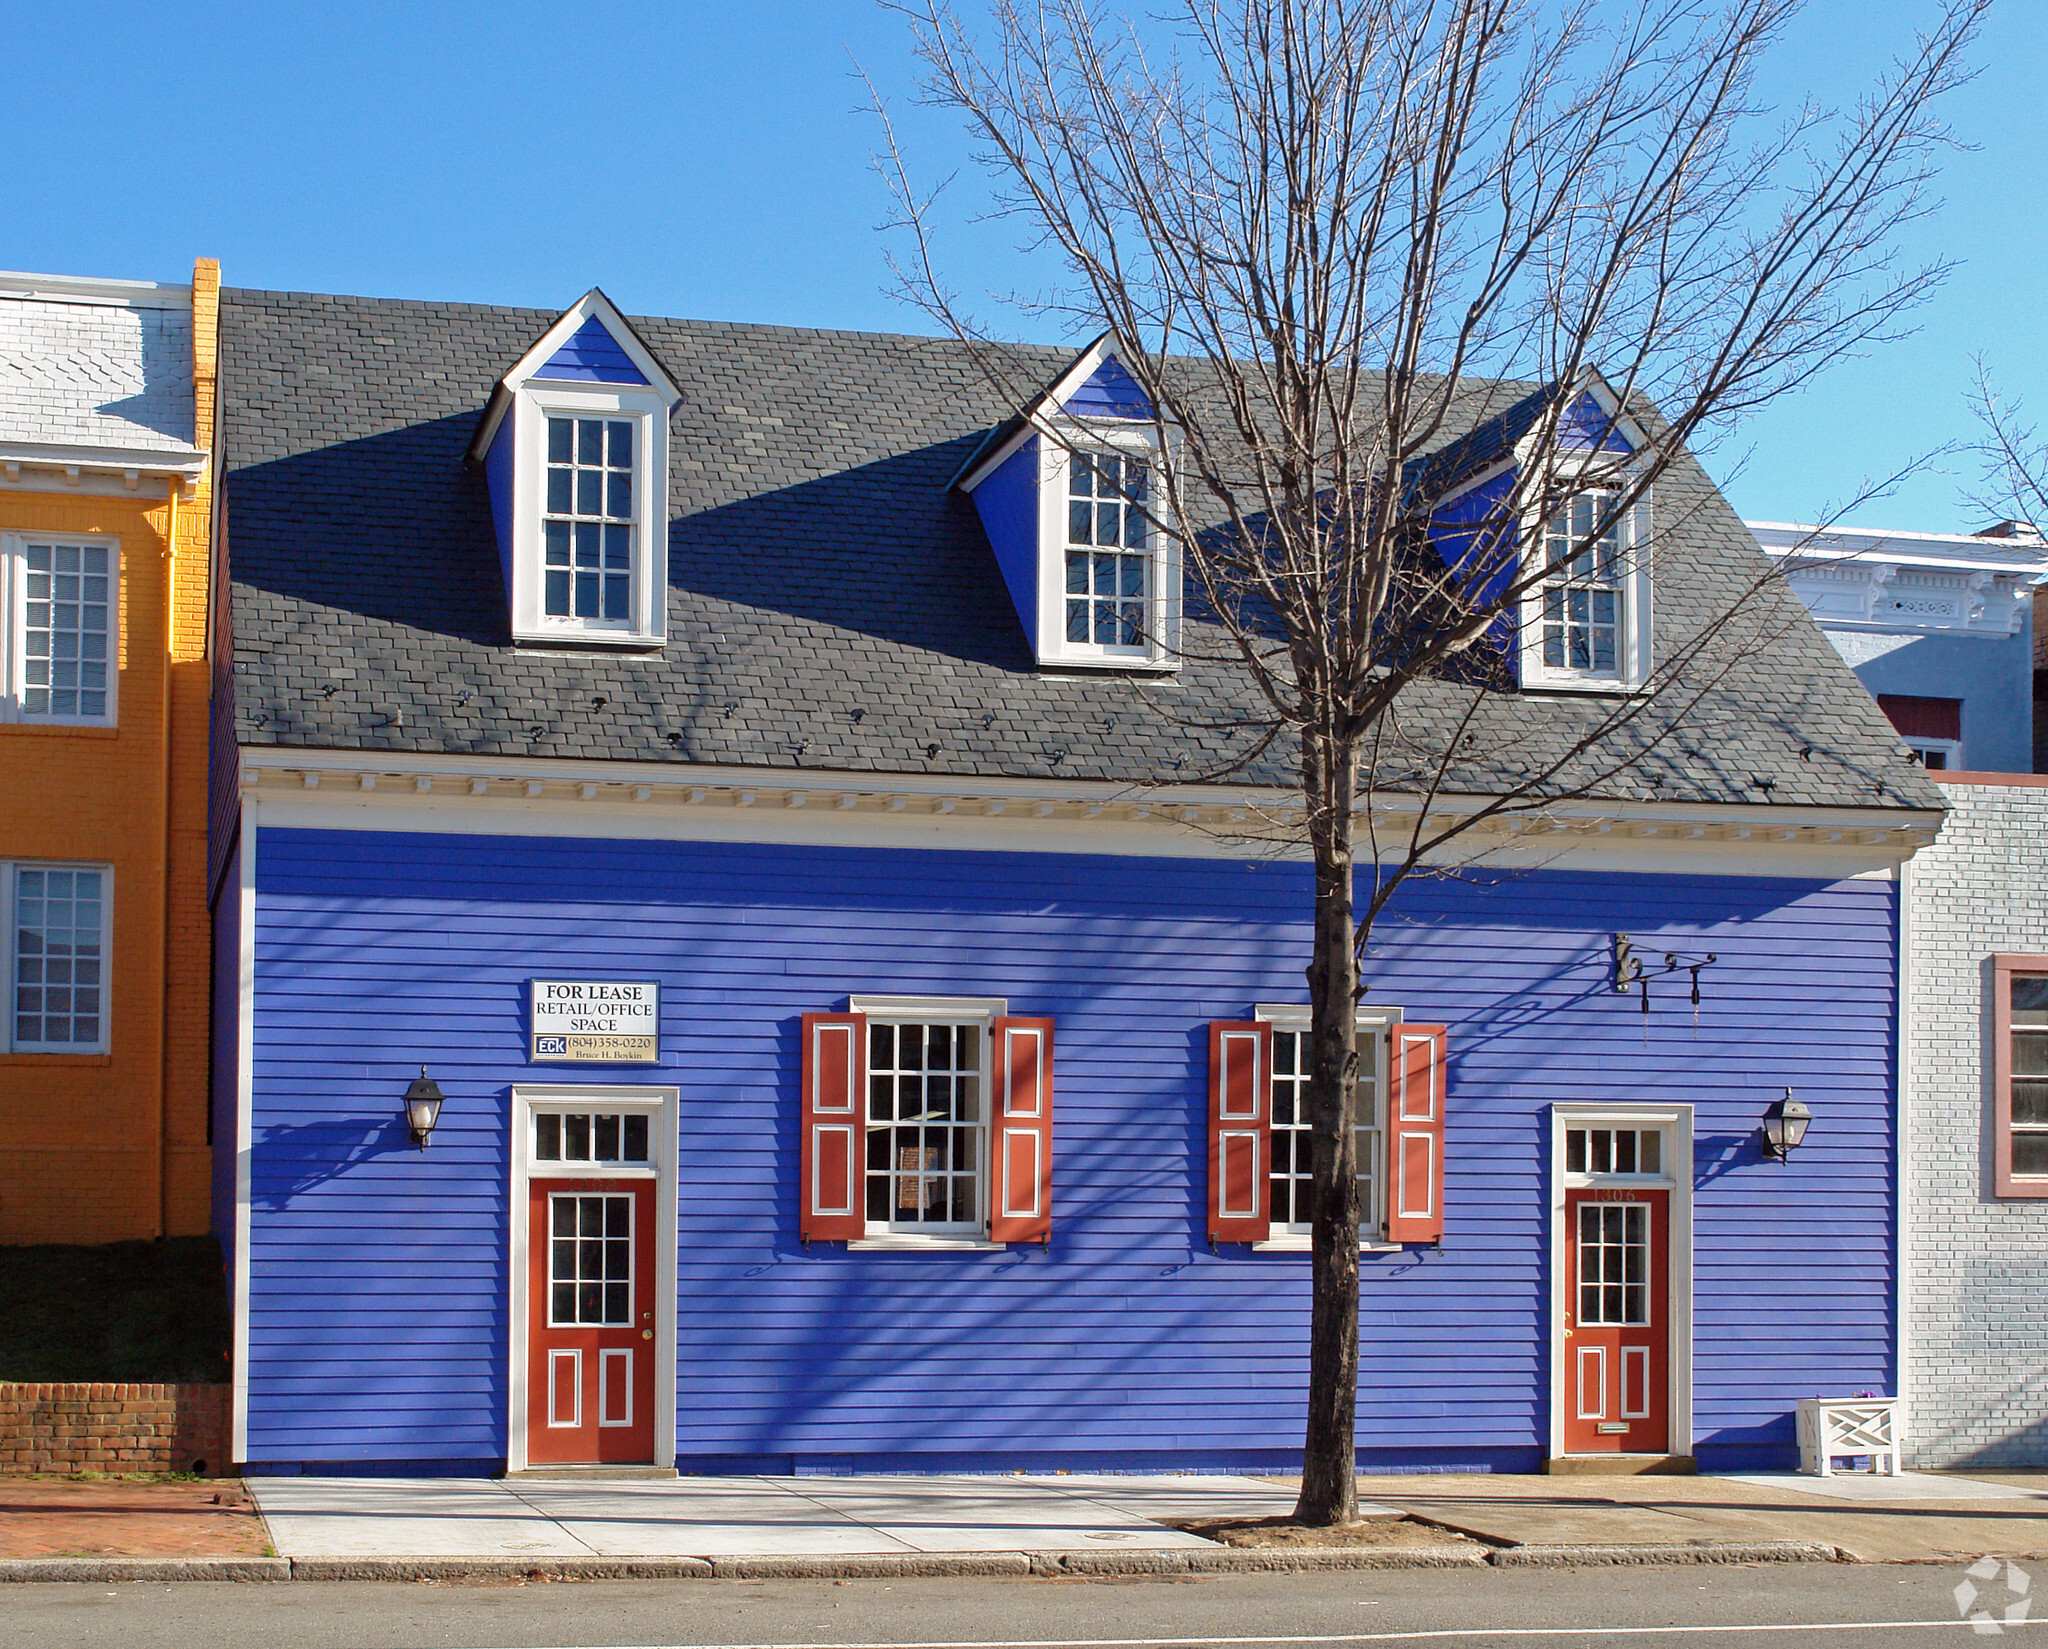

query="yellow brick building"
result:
[0,261,217,1242]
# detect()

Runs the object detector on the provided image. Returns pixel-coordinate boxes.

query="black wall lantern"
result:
[1761,1089,1811,1161]
[403,1067,445,1149]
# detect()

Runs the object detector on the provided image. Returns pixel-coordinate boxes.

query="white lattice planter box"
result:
[1797,1397,1902,1476]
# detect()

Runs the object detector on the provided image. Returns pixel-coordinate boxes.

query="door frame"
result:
[507,1083,679,1473]
[1547,1102,1693,1462]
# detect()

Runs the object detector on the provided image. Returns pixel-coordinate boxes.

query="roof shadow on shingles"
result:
[228,412,510,648]
[669,434,1036,673]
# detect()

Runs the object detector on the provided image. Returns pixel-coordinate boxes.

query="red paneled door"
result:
[527,1178,656,1464]
[1561,1188,1669,1454]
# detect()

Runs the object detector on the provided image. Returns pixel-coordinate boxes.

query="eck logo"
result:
[534,1035,568,1057]
[1957,1557,2033,1635]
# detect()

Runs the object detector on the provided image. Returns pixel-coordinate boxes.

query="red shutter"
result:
[800,1012,866,1242]
[988,1017,1054,1244]
[1383,1023,1447,1244]
[1208,1021,1271,1242]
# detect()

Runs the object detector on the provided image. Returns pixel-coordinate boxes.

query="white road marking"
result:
[485,1624,2048,1649]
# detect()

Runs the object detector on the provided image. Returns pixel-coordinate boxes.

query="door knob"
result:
[642,1329,653,1340]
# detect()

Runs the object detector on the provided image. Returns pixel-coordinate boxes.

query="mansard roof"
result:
[218,285,1942,813]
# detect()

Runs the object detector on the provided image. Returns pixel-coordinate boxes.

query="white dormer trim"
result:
[1033,416,1179,672]
[953,331,1124,494]
[469,290,681,651]
[957,334,1181,672]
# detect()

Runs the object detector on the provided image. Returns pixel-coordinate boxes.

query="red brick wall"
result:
[0,1383,230,1476]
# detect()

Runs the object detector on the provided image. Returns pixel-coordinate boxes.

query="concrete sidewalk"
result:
[249,1472,1355,1559]
[11,1466,2048,1582]
[1368,1471,2048,1565]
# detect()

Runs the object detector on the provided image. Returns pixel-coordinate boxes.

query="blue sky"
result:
[5,0,2035,533]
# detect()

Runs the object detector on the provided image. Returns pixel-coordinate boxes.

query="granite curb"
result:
[1487,1541,1843,1568]
[0,1557,291,1583]
[0,1541,1844,1583]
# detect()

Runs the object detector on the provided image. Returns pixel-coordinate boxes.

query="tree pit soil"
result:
[1167,1513,1482,1550]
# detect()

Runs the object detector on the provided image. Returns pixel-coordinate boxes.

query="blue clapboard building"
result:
[209,287,1943,1477]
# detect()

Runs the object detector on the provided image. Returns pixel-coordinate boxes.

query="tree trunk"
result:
[1294,731,1361,1526]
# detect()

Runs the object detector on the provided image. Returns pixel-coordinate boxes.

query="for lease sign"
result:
[530,980,660,1063]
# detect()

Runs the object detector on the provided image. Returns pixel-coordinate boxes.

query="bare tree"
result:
[872,0,1984,1523]
[1965,361,2048,537]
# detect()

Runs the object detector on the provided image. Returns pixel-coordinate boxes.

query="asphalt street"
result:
[4,1563,2042,1649]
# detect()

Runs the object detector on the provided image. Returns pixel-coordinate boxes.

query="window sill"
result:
[1035,656,1180,677]
[848,1235,1006,1252]
[513,631,665,654]
[1250,1237,1403,1253]
[0,1052,113,1066]
[0,723,120,738]
[1518,678,1642,697]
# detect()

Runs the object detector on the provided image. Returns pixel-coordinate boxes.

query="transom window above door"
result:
[534,1111,651,1165]
[1566,1127,1663,1176]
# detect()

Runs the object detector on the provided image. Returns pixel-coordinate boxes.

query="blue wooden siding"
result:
[1061,354,1151,420]
[1562,391,1631,451]
[244,829,1894,1473]
[970,437,1039,645]
[483,407,516,601]
[533,317,648,384]
[210,836,243,1273]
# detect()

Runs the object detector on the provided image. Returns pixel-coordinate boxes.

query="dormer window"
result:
[544,415,638,622]
[1065,451,1149,649]
[468,293,680,650]
[1540,490,1626,674]
[955,336,1179,672]
[1523,484,1648,689]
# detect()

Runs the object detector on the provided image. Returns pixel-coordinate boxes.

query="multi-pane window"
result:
[8,864,107,1053]
[1065,452,1149,647]
[0,538,117,723]
[1565,1128,1662,1176]
[543,416,636,622]
[866,1018,983,1230]
[1577,1203,1650,1325]
[1540,491,1626,673]
[2008,974,2048,1179]
[1270,1027,1380,1236]
[535,1111,650,1165]
[548,1194,633,1326]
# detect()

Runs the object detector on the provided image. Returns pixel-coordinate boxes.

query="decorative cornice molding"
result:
[241,745,1941,863]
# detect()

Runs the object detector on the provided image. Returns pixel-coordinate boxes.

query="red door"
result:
[527,1178,656,1464]
[1561,1188,1669,1454]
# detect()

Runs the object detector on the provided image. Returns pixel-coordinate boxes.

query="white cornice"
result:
[239,745,1940,875]
[0,441,209,498]
[0,270,192,311]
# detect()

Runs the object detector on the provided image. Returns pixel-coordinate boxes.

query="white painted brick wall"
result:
[1906,781,2048,1467]
[0,298,194,450]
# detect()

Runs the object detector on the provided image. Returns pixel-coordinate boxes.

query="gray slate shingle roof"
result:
[221,287,1943,814]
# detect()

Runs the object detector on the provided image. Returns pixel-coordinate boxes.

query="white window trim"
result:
[1033,420,1180,672]
[0,858,113,1054]
[1515,466,1652,693]
[526,1099,661,1177]
[1251,1002,1402,1252]
[0,533,121,727]
[511,385,668,647]
[1904,736,1961,771]
[850,993,1006,1242]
